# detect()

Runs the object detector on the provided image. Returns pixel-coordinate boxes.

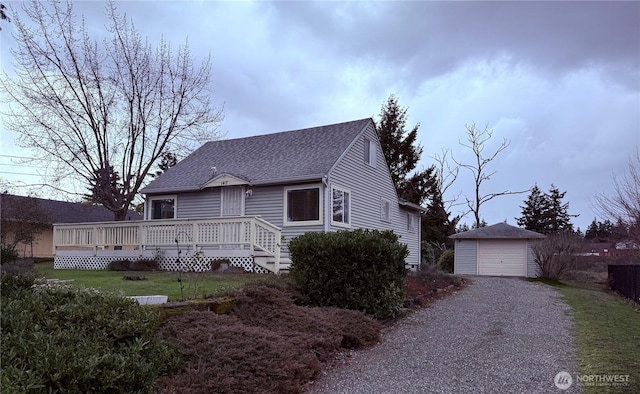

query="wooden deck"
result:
[53,216,284,273]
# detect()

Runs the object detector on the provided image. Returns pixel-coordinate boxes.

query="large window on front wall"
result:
[150,197,176,219]
[284,186,322,225]
[331,186,351,226]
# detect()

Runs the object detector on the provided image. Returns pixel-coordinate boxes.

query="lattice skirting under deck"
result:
[54,255,269,273]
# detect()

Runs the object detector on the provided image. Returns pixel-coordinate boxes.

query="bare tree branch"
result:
[1,0,223,220]
[431,147,463,211]
[453,122,530,227]
[593,151,640,242]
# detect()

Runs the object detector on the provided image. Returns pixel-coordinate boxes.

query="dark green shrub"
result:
[0,269,36,294]
[107,259,159,271]
[0,259,34,277]
[1,282,181,393]
[288,229,408,319]
[134,259,160,271]
[437,249,454,273]
[1,246,19,264]
[108,259,133,271]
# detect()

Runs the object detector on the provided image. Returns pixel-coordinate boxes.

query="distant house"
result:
[615,240,640,252]
[1,193,141,259]
[52,118,424,273]
[450,223,546,277]
[580,242,613,257]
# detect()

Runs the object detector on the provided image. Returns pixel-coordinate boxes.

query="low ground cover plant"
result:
[0,272,180,393]
[157,283,382,394]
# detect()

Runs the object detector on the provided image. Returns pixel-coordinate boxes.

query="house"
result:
[450,222,546,277]
[52,118,423,273]
[580,242,613,257]
[1,193,142,259]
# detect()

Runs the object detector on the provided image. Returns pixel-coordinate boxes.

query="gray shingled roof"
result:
[141,118,373,194]
[450,222,546,239]
[1,194,142,224]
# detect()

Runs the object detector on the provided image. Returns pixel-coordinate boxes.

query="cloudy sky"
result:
[1,1,638,231]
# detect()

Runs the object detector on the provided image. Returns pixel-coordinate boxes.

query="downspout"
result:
[323,175,330,232]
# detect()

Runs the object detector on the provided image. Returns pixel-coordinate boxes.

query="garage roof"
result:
[450,222,546,239]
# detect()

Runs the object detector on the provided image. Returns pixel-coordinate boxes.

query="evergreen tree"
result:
[611,218,629,240]
[149,152,178,179]
[585,218,599,240]
[546,185,575,233]
[516,185,548,232]
[375,94,435,205]
[422,189,458,248]
[517,184,577,234]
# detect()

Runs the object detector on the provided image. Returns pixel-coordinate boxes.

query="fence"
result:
[607,264,640,304]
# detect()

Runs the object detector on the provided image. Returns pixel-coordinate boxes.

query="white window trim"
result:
[220,185,245,217]
[331,185,351,228]
[283,184,323,227]
[147,195,177,220]
[381,197,391,223]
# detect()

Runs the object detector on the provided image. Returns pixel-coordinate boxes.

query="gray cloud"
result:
[1,0,638,230]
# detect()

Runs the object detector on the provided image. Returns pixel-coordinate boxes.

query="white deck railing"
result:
[53,216,282,272]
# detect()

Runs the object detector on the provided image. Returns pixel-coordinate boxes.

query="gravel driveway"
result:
[307,277,581,394]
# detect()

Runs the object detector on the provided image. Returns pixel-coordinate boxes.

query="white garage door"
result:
[477,240,526,276]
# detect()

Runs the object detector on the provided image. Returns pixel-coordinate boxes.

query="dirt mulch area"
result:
[403,270,468,310]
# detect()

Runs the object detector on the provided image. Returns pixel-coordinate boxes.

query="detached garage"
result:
[450,223,546,278]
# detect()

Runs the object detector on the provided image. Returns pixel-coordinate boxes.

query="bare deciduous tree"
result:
[432,147,461,211]
[531,232,582,280]
[453,123,529,228]
[1,1,223,220]
[593,152,640,242]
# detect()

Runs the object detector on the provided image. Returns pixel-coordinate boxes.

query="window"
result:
[284,185,322,226]
[149,196,176,219]
[221,186,244,216]
[331,186,350,226]
[407,212,416,232]
[381,198,391,222]
[364,138,376,167]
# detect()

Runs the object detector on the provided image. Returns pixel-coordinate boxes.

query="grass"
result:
[33,262,262,301]
[555,282,640,394]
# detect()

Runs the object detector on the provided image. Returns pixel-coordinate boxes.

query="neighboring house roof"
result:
[0,193,142,224]
[450,222,546,239]
[141,118,374,194]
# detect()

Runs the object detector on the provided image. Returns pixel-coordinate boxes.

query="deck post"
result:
[249,217,256,256]
[93,225,99,255]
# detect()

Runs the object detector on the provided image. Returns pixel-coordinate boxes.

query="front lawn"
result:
[34,262,261,301]
[555,283,640,394]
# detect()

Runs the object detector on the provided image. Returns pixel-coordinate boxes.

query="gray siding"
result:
[454,239,477,275]
[245,184,324,255]
[527,240,540,277]
[244,185,283,225]
[175,190,220,218]
[328,123,421,266]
